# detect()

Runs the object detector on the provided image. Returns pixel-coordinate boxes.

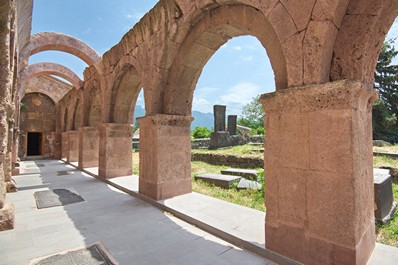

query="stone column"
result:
[260,80,377,265]
[78,126,99,169]
[227,115,237,135]
[213,105,226,132]
[61,132,69,159]
[67,130,79,163]
[51,132,62,159]
[137,114,193,200]
[98,123,132,179]
[11,128,19,176]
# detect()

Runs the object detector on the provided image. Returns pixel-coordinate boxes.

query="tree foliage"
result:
[373,40,398,142]
[191,126,211,139]
[237,95,264,131]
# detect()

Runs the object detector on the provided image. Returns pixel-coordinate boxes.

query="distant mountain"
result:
[191,111,213,131]
[133,105,214,131]
[133,105,145,126]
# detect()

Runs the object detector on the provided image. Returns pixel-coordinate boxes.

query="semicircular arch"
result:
[163,4,287,115]
[19,62,84,89]
[20,32,101,69]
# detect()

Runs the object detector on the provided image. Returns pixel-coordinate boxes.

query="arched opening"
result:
[98,63,143,179]
[191,35,275,211]
[138,4,284,202]
[19,93,56,159]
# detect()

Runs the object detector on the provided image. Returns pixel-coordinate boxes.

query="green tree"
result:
[237,95,264,130]
[191,126,211,139]
[373,39,398,142]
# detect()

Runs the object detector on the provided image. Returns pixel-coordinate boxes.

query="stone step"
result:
[194,173,241,189]
[221,168,259,181]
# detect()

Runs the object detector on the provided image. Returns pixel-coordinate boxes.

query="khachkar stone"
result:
[228,115,237,135]
[213,105,226,132]
[210,105,230,148]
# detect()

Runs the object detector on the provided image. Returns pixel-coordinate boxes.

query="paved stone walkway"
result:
[1,160,277,265]
[2,159,397,265]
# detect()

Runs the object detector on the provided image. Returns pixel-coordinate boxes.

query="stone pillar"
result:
[67,130,79,163]
[78,127,99,169]
[213,105,226,132]
[137,114,193,200]
[98,123,132,179]
[61,132,69,159]
[11,128,20,175]
[227,115,237,135]
[260,80,377,265]
[51,132,62,159]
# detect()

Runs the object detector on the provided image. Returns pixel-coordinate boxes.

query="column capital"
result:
[137,114,194,127]
[260,80,377,113]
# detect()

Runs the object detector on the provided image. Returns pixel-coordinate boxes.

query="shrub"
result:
[192,126,211,139]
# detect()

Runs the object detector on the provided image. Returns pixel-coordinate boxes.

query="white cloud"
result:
[193,97,212,113]
[220,83,262,115]
[240,55,253,62]
[233,46,242,51]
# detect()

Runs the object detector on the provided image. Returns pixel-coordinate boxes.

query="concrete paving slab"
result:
[1,160,276,265]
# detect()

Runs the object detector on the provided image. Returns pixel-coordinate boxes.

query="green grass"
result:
[374,144,398,154]
[132,146,398,247]
[191,161,265,212]
[192,145,263,158]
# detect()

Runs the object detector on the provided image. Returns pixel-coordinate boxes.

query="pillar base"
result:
[0,203,14,231]
[260,80,377,265]
[98,123,132,179]
[137,114,193,200]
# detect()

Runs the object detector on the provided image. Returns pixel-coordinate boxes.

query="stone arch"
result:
[87,85,102,127]
[64,90,79,131]
[109,64,142,124]
[163,4,286,115]
[19,62,84,89]
[72,98,82,130]
[20,32,101,69]
[331,0,398,84]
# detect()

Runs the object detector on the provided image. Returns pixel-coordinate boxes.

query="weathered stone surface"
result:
[195,173,241,189]
[24,75,72,104]
[221,168,258,181]
[236,178,261,190]
[19,62,83,89]
[261,80,377,264]
[0,203,14,231]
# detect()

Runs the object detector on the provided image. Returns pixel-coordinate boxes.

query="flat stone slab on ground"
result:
[237,178,262,190]
[34,188,85,209]
[221,168,259,181]
[30,242,117,265]
[195,173,241,189]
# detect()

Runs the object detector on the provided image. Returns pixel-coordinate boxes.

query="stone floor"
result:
[1,159,398,265]
[1,160,277,265]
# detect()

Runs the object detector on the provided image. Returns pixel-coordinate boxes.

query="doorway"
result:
[27,132,42,156]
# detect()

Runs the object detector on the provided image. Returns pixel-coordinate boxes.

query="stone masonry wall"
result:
[191,153,263,169]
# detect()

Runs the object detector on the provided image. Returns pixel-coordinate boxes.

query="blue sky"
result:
[31,1,398,116]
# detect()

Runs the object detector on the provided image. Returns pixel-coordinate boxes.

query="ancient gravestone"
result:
[213,105,226,132]
[374,168,396,223]
[227,115,237,135]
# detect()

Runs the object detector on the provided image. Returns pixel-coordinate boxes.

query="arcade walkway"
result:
[1,160,397,264]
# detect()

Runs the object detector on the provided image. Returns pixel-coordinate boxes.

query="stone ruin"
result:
[1,1,398,264]
[210,105,242,149]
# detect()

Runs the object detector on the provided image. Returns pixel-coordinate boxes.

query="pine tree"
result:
[373,39,398,142]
